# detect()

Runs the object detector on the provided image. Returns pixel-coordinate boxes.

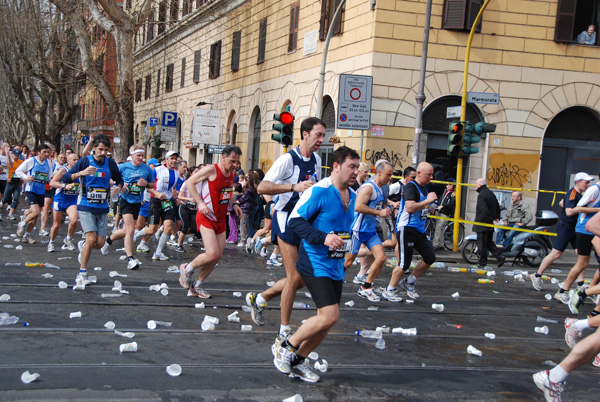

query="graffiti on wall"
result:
[486,153,539,188]
[364,143,412,170]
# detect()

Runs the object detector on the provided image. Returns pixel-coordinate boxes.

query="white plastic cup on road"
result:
[20,371,40,384]
[535,325,549,335]
[104,321,116,330]
[545,294,552,301]
[119,341,138,353]
[344,300,355,307]
[451,292,460,299]
[195,302,205,309]
[69,311,82,319]
[160,283,168,290]
[0,294,10,302]
[166,363,182,377]
[58,281,68,289]
[402,328,417,336]
[160,289,169,296]
[431,303,445,312]
[282,395,303,402]
[232,291,242,297]
[149,284,160,292]
[484,332,496,340]
[467,345,482,356]
[204,315,219,325]
[308,351,319,360]
[201,320,215,331]
[241,324,252,331]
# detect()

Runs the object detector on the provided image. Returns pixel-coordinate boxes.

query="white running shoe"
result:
[127,259,141,270]
[39,228,49,236]
[353,275,367,285]
[136,242,150,253]
[530,274,543,291]
[357,286,381,302]
[532,370,564,402]
[100,242,110,256]
[47,242,55,252]
[382,288,403,302]
[152,252,169,261]
[259,247,268,258]
[564,317,582,348]
[289,360,320,383]
[267,258,283,267]
[62,238,76,251]
[399,278,420,300]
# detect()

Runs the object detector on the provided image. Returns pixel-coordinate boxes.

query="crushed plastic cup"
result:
[160,283,168,290]
[119,341,138,353]
[550,278,559,285]
[101,293,122,298]
[114,330,135,338]
[201,320,215,331]
[308,351,319,360]
[431,303,445,312]
[15,245,23,250]
[486,270,496,277]
[344,300,355,307]
[402,328,417,336]
[204,315,219,325]
[58,281,68,289]
[266,281,275,287]
[537,316,558,324]
[41,273,53,278]
[376,326,391,334]
[304,292,312,298]
[93,267,102,271]
[227,311,240,323]
[109,271,127,278]
[467,345,482,356]
[375,338,386,350]
[282,395,303,402]
[405,300,414,304]
[451,292,460,299]
[112,281,122,291]
[87,276,97,284]
[160,289,169,296]
[147,320,172,329]
[314,359,328,373]
[69,311,82,319]
[241,324,252,331]
[232,291,242,298]
[195,302,205,309]
[104,321,116,330]
[166,363,182,377]
[119,255,127,260]
[484,332,496,340]
[20,371,40,384]
[0,294,10,302]
[149,284,161,292]
[535,325,549,335]
[367,306,379,311]
[545,294,553,301]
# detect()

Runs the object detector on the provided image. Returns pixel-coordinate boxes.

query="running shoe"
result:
[577,283,589,292]
[16,221,26,237]
[357,286,381,302]
[47,242,55,252]
[237,241,245,247]
[127,259,141,270]
[569,290,585,315]
[22,236,35,244]
[532,370,564,402]
[245,238,254,254]
[271,330,291,357]
[245,292,266,326]
[39,228,49,236]
[399,278,420,299]
[136,242,150,253]
[7,213,15,220]
[382,288,403,302]
[267,258,283,267]
[273,343,297,374]
[289,360,320,383]
[259,247,269,258]
[530,274,543,291]
[100,242,110,256]
[73,272,89,291]
[554,290,570,305]
[132,230,141,242]
[167,239,178,247]
[152,252,169,261]
[589,294,599,305]
[175,245,185,253]
[254,238,265,254]
[593,353,600,367]
[564,317,582,348]
[353,274,367,285]
[62,238,76,251]
[188,284,211,299]
[179,263,193,289]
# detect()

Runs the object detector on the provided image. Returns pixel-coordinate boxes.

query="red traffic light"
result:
[451,123,463,133]
[279,111,294,125]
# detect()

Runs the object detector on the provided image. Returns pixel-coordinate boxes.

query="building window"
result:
[180,58,186,88]
[193,50,201,83]
[231,31,241,72]
[257,18,267,64]
[170,0,179,24]
[147,9,155,42]
[166,63,174,92]
[554,0,599,44]
[144,74,151,100]
[441,0,482,32]
[158,1,167,35]
[319,0,344,41]
[135,78,142,102]
[288,3,300,52]
[156,69,161,97]
[182,0,192,17]
[209,40,221,79]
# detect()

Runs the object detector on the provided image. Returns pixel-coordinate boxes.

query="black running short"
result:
[118,199,141,220]
[179,205,197,234]
[576,233,595,257]
[148,198,176,225]
[552,222,577,252]
[396,226,436,270]
[299,274,343,309]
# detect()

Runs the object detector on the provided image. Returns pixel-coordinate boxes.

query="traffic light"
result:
[447,121,464,157]
[272,106,294,146]
[462,123,480,156]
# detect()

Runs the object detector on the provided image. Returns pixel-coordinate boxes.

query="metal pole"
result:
[412,0,433,167]
[316,0,347,118]
[452,0,492,251]
[360,130,364,161]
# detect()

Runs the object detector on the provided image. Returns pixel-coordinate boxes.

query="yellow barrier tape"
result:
[428,214,557,237]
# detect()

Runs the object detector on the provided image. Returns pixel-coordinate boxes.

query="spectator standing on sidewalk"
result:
[432,178,456,250]
[473,178,505,269]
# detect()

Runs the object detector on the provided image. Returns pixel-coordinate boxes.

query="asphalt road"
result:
[0,215,598,401]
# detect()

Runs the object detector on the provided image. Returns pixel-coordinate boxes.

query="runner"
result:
[135,158,159,252]
[39,151,65,236]
[2,146,24,220]
[0,143,14,221]
[273,146,359,382]
[178,145,242,298]
[48,153,79,252]
[101,145,154,269]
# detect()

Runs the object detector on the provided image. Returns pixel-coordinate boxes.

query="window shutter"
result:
[466,0,483,33]
[554,0,577,42]
[442,0,467,30]
[180,58,186,88]
[319,0,328,41]
[232,31,241,71]
[156,69,161,97]
[258,18,267,64]
[333,0,343,35]
[193,50,201,83]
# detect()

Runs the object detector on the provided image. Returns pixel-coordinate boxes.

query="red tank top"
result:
[200,163,234,221]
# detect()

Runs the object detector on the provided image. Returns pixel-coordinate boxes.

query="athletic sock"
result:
[387,285,396,292]
[548,365,569,383]
[156,233,169,254]
[574,318,592,331]
[407,274,417,285]
[535,273,541,278]
[270,252,277,260]
[577,280,585,287]
[291,355,304,367]
[257,293,267,305]
[589,310,600,318]
[580,289,588,299]
[280,324,291,335]
[363,282,372,289]
[106,237,113,245]
[127,256,134,261]
[184,263,195,274]
[282,339,298,350]
[193,279,203,288]
[559,288,566,294]
[65,235,72,241]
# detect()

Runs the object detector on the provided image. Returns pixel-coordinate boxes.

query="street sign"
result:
[208,144,227,154]
[337,74,373,130]
[81,135,90,145]
[192,109,221,145]
[446,106,461,119]
[148,117,158,127]
[161,111,178,142]
[468,92,500,105]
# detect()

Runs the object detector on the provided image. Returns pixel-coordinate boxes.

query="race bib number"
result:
[128,183,142,196]
[219,186,233,205]
[420,208,430,220]
[64,183,79,195]
[86,186,107,203]
[34,171,48,183]
[327,231,351,259]
[161,200,173,211]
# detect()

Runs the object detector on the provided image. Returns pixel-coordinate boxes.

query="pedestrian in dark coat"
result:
[474,178,505,268]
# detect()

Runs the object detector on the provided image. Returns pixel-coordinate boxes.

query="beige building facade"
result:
[133,0,600,220]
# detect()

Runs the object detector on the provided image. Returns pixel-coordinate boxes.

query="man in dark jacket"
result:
[474,178,505,268]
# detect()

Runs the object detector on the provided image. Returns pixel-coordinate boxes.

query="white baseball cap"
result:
[165,151,180,159]
[574,172,595,182]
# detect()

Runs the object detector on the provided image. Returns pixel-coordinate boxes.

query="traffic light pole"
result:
[452,0,492,252]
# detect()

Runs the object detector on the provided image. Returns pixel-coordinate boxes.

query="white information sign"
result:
[446,106,461,119]
[468,92,500,105]
[337,74,373,130]
[192,109,221,145]
[303,30,318,56]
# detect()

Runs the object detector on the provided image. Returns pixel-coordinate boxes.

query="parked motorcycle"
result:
[461,210,558,267]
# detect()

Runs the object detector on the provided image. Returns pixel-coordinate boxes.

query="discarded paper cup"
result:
[69,311,82,319]
[232,291,242,297]
[344,300,355,307]
[104,321,116,330]
[160,289,169,296]
[402,328,417,336]
[467,345,482,356]
[545,294,552,301]
[20,371,40,384]
[241,324,252,331]
[308,351,319,360]
[195,302,205,309]
[0,294,10,302]
[160,283,168,290]
[484,332,496,340]
[166,363,182,377]
[282,395,303,402]
[201,320,215,331]
[119,341,138,353]
[204,315,219,325]
[535,325,549,335]
[451,292,460,299]
[58,281,68,289]
[431,303,445,312]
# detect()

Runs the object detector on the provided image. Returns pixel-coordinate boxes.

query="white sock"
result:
[156,233,169,254]
[257,293,267,306]
[280,324,291,335]
[184,263,195,274]
[66,236,72,241]
[574,318,592,332]
[193,279,203,288]
[549,365,569,383]
[387,285,396,292]
[407,274,417,285]
[270,252,277,260]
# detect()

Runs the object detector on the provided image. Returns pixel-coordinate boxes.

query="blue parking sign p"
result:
[162,111,177,127]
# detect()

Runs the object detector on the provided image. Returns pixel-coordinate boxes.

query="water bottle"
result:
[4,262,22,266]
[355,329,382,339]
[111,185,119,203]
[478,279,494,284]
[293,302,310,309]
[309,173,317,183]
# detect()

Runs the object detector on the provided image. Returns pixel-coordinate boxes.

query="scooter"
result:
[461,210,559,267]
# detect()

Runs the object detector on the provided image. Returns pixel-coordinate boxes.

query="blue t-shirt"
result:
[119,162,154,204]
[288,177,356,280]
[351,179,384,234]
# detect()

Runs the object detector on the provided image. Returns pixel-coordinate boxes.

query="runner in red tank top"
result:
[178,145,243,299]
